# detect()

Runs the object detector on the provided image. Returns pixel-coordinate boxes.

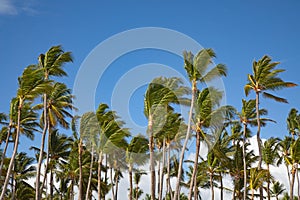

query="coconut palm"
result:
[249,167,270,200]
[0,65,49,199]
[270,181,285,200]
[244,55,297,199]
[36,45,73,200]
[144,76,189,200]
[175,48,227,200]
[287,108,300,139]
[262,137,280,200]
[133,170,147,200]
[126,135,149,200]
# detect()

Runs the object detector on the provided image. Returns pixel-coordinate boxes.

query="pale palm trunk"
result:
[78,139,83,200]
[220,172,223,200]
[188,129,201,200]
[210,172,214,200]
[290,165,296,200]
[0,122,12,178]
[110,166,115,200]
[42,117,51,191]
[296,167,300,200]
[243,123,247,200]
[267,164,271,200]
[129,165,133,200]
[167,143,173,200]
[159,138,166,200]
[50,168,54,200]
[255,92,264,200]
[114,169,119,200]
[157,150,161,198]
[173,80,196,200]
[85,145,94,200]
[11,165,15,200]
[148,114,156,200]
[0,99,22,199]
[36,94,48,200]
[98,152,103,200]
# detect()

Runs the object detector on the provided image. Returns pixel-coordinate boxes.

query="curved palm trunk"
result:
[159,138,166,200]
[0,123,12,178]
[0,100,22,199]
[78,139,83,200]
[242,123,247,200]
[129,165,133,200]
[98,152,103,200]
[174,80,196,200]
[36,94,48,200]
[188,129,201,200]
[148,114,156,200]
[255,92,263,200]
[290,166,296,200]
[85,145,94,200]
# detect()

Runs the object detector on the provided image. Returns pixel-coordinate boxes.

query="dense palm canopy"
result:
[0,46,299,200]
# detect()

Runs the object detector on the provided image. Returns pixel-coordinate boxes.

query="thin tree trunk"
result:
[296,167,300,200]
[220,172,223,200]
[36,94,48,200]
[157,150,161,199]
[188,129,201,200]
[159,138,166,200]
[42,118,52,191]
[0,100,22,199]
[11,165,15,200]
[0,123,12,179]
[85,145,94,200]
[291,166,296,200]
[110,166,115,200]
[70,179,74,200]
[173,80,196,200]
[98,152,103,200]
[50,168,54,200]
[267,164,270,200]
[210,173,214,200]
[78,139,83,200]
[149,114,156,200]
[136,181,139,200]
[251,189,254,200]
[114,170,119,200]
[243,123,247,200]
[167,143,173,200]
[255,92,263,200]
[129,165,133,200]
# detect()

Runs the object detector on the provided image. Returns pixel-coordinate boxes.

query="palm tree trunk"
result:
[149,114,156,200]
[78,139,83,200]
[220,172,223,200]
[243,123,247,200]
[296,167,300,200]
[194,175,198,200]
[70,179,74,200]
[210,173,214,200]
[0,100,22,199]
[11,165,15,200]
[36,94,48,200]
[136,181,139,200]
[98,152,103,200]
[115,170,119,200]
[0,123,12,179]
[42,117,52,191]
[129,165,133,200]
[174,80,196,200]
[291,166,296,200]
[267,164,270,200]
[255,92,263,200]
[50,168,54,200]
[167,143,173,200]
[157,151,161,199]
[251,189,254,200]
[159,138,166,200]
[110,166,115,200]
[86,145,94,200]
[188,129,201,200]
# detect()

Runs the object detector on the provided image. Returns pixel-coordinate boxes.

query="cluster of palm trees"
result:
[0,45,299,200]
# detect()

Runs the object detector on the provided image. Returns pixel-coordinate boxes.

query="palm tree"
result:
[144,76,189,200]
[270,181,285,200]
[0,65,49,199]
[249,167,270,200]
[175,48,227,200]
[287,108,300,139]
[244,55,297,199]
[133,170,147,200]
[126,135,149,200]
[262,137,280,200]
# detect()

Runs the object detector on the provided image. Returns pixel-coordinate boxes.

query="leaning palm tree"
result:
[0,65,49,199]
[35,45,73,200]
[244,55,297,199]
[175,48,227,200]
[262,137,280,200]
[144,76,189,200]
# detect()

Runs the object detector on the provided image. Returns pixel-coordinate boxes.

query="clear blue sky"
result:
[0,1,300,152]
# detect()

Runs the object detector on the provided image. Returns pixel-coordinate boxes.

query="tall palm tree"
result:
[175,48,227,200]
[36,45,73,200]
[249,167,270,200]
[244,55,297,200]
[133,171,147,200]
[144,76,189,200]
[0,65,49,199]
[287,108,300,139]
[262,137,280,200]
[126,135,149,200]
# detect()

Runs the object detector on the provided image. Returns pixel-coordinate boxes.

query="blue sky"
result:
[0,1,300,151]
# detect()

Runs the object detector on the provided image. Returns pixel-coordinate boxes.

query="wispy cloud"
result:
[0,0,18,15]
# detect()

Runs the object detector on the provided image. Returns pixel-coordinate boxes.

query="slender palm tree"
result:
[0,65,49,199]
[287,108,300,139]
[262,137,280,200]
[270,181,285,200]
[126,135,149,200]
[133,171,147,200]
[244,55,297,199]
[249,167,270,200]
[175,48,227,200]
[36,45,73,200]
[144,76,189,200]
